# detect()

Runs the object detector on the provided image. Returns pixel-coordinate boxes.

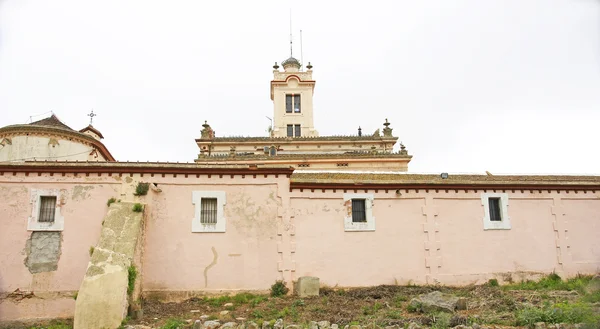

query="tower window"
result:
[285,94,301,113]
[287,124,301,137]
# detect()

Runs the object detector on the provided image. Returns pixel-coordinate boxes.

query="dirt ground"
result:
[129,284,588,328]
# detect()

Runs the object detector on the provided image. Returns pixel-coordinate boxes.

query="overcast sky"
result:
[0,0,599,174]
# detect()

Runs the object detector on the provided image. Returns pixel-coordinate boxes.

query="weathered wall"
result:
[2,170,600,323]
[142,175,287,299]
[0,173,120,322]
[291,190,600,287]
[0,135,107,162]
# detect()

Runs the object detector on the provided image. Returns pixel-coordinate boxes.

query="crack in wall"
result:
[203,247,218,288]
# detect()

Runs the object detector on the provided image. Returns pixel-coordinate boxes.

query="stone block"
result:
[295,276,320,297]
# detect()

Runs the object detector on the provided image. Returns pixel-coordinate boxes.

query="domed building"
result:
[0,114,115,162]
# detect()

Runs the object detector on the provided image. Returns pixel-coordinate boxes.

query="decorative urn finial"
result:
[382,118,393,137]
[306,62,313,70]
[273,62,280,70]
[201,121,215,139]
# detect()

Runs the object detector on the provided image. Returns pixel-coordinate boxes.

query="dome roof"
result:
[281,57,301,68]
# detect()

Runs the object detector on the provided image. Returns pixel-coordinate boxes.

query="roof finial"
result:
[87,110,96,125]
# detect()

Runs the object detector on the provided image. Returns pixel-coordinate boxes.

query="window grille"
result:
[39,196,57,222]
[488,197,502,221]
[201,198,218,224]
[294,124,301,137]
[351,199,367,222]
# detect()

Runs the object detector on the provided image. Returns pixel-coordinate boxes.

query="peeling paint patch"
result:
[72,185,94,201]
[24,232,62,274]
[203,247,218,288]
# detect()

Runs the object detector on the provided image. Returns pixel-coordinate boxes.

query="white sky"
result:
[0,0,599,174]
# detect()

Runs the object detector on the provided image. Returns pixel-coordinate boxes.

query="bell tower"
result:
[270,58,318,138]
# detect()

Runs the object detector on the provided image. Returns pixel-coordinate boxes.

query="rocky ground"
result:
[9,274,600,329]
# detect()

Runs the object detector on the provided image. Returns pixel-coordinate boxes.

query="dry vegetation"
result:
[9,274,600,329]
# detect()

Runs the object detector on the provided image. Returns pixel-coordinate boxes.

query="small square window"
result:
[488,197,502,221]
[38,196,57,223]
[351,199,367,222]
[200,198,218,224]
[481,193,511,230]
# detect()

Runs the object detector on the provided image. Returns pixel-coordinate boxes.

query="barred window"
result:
[200,198,218,224]
[488,197,502,221]
[352,199,367,223]
[38,196,57,223]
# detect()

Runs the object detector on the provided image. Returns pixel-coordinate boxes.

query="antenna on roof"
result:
[300,30,304,71]
[289,9,293,57]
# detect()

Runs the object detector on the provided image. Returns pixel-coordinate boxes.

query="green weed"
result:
[161,318,185,329]
[270,280,289,297]
[132,203,144,212]
[431,312,452,329]
[488,278,499,287]
[88,246,94,256]
[127,265,137,295]
[515,302,600,327]
[107,197,117,206]
[134,182,150,196]
[505,273,592,292]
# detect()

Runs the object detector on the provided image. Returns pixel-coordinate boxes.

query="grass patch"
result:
[27,321,72,329]
[504,273,592,292]
[516,302,600,327]
[132,203,144,212]
[107,197,116,206]
[72,291,78,300]
[431,312,452,329]
[127,265,137,295]
[160,318,185,329]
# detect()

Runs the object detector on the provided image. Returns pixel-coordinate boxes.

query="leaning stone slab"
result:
[274,319,284,329]
[409,291,467,313]
[73,203,145,329]
[295,276,320,297]
[221,322,238,329]
[246,322,259,329]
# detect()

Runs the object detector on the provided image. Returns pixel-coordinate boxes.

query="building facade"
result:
[0,58,599,326]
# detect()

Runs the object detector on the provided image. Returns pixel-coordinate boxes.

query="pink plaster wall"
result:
[0,173,119,321]
[1,172,599,322]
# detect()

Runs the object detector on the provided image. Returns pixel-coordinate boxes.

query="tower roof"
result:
[29,114,74,131]
[281,57,301,69]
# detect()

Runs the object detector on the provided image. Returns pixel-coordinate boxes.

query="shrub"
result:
[134,182,150,196]
[505,273,593,292]
[127,265,137,295]
[407,301,421,313]
[270,280,289,297]
[88,246,95,256]
[73,291,78,300]
[132,203,144,212]
[107,197,117,206]
[488,278,499,287]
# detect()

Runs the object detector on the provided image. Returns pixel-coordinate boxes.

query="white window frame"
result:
[28,189,64,231]
[343,193,375,232]
[192,191,226,233]
[481,192,511,230]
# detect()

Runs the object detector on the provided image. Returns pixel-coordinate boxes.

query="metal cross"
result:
[88,110,96,125]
